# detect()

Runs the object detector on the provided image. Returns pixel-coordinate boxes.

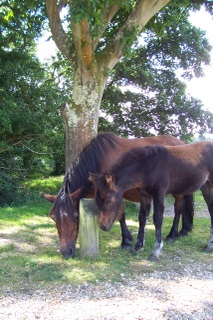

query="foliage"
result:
[41,1,213,140]
[0,0,46,47]
[0,1,65,205]
[0,47,65,202]
[1,0,213,205]
[99,3,213,139]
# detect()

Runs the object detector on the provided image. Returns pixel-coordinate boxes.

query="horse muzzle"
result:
[99,217,113,231]
[100,223,111,231]
[60,243,76,259]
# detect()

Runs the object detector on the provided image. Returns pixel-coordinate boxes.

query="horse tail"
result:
[179,194,194,236]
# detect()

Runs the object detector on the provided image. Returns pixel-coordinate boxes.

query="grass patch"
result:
[23,176,63,193]
[0,177,212,293]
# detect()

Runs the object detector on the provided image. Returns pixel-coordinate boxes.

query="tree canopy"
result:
[0,0,213,205]
[0,2,64,205]
[99,6,213,140]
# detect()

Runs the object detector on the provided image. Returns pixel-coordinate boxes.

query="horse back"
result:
[167,141,213,167]
[166,141,213,193]
[121,134,184,149]
[99,134,184,172]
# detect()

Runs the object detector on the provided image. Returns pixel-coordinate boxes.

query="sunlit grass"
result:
[22,176,63,194]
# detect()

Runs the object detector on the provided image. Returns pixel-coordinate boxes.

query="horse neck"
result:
[112,163,143,193]
[111,145,168,192]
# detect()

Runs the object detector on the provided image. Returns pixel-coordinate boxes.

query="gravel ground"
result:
[1,261,213,320]
[1,205,212,320]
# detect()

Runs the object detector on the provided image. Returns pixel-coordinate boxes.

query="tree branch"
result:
[0,134,40,154]
[71,3,121,70]
[71,17,93,69]
[93,4,122,50]
[97,0,171,70]
[45,0,74,61]
[58,0,68,12]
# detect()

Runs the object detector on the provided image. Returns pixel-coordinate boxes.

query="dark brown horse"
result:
[42,132,194,258]
[89,141,213,260]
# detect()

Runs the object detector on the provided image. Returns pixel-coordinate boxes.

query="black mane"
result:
[54,133,120,219]
[66,132,119,194]
[110,145,168,177]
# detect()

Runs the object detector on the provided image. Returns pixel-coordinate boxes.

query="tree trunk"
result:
[45,0,172,169]
[62,66,106,170]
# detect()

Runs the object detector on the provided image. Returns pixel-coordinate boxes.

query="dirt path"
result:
[1,261,213,320]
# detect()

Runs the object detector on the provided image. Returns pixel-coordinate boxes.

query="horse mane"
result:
[54,133,120,219]
[110,145,168,177]
[66,132,120,194]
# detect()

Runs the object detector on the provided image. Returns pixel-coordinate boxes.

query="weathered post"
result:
[79,198,99,258]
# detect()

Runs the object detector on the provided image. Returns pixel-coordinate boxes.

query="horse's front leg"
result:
[149,193,164,261]
[200,181,213,252]
[166,195,182,241]
[132,195,151,254]
[118,209,133,249]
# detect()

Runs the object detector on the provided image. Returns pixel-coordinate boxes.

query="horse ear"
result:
[70,188,82,218]
[41,193,56,203]
[105,173,115,186]
[88,172,99,184]
[70,188,82,201]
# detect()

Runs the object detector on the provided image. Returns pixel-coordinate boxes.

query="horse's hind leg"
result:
[118,210,133,249]
[166,195,182,241]
[179,194,194,236]
[200,181,213,252]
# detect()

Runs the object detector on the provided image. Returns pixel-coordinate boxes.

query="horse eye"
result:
[105,194,113,204]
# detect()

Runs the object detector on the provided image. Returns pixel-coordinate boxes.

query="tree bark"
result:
[62,65,107,169]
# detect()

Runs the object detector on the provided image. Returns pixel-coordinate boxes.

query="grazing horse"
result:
[42,132,194,258]
[89,141,213,260]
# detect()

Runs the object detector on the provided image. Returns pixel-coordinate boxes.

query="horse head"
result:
[42,188,82,258]
[89,172,123,231]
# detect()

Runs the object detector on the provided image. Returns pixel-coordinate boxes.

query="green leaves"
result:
[99,3,213,140]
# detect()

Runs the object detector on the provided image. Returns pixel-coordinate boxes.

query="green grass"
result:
[22,175,63,194]
[0,177,212,293]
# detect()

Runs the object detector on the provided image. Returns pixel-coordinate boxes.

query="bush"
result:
[0,170,39,206]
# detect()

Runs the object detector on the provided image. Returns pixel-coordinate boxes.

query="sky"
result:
[36,7,213,113]
[186,7,213,113]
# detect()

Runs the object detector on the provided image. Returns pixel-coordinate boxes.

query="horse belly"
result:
[123,189,141,202]
[168,171,208,195]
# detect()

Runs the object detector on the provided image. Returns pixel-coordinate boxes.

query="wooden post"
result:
[79,198,99,258]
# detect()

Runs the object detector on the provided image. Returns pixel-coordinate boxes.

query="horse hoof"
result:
[121,243,132,250]
[131,248,139,255]
[166,236,176,243]
[205,245,213,253]
[178,230,188,237]
[148,254,159,261]
[121,240,132,250]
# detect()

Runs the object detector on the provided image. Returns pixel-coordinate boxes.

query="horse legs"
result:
[118,210,133,249]
[166,195,183,241]
[179,194,194,236]
[149,193,164,261]
[132,196,151,254]
[200,181,213,252]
